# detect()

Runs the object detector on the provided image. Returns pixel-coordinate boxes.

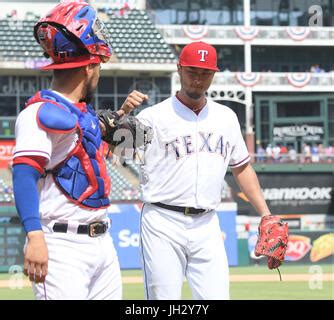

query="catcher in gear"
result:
[255,215,289,279]
[12,1,149,300]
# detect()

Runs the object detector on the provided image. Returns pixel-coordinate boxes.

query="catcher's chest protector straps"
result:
[25,90,111,209]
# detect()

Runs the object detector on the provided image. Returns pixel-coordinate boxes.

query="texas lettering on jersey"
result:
[136,95,250,208]
[165,132,231,160]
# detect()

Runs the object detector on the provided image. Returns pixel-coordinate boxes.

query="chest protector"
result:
[25,90,111,209]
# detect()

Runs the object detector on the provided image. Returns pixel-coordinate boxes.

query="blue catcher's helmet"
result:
[34,1,112,70]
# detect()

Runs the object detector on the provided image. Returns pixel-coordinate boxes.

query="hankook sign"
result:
[224,172,334,215]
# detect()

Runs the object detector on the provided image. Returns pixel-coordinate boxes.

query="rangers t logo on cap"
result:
[178,41,219,71]
[198,50,209,62]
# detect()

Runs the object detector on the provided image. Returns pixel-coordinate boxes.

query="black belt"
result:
[52,221,108,237]
[151,202,211,215]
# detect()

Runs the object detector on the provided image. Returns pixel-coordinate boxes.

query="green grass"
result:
[228,264,334,275]
[0,287,34,300]
[0,264,333,300]
[181,281,333,300]
[229,282,333,300]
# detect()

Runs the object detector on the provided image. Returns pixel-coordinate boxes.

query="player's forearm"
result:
[12,164,43,233]
[98,91,148,140]
[231,163,271,217]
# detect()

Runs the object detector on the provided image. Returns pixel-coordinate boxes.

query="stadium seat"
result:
[0,10,176,64]
[105,161,140,201]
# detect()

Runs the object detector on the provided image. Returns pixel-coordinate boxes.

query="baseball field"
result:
[0,264,332,300]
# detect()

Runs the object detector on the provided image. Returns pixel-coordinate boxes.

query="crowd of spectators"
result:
[0,178,13,203]
[255,143,334,164]
[310,64,325,73]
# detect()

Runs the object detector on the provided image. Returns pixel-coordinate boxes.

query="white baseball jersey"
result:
[137,95,247,300]
[136,95,250,209]
[13,92,107,224]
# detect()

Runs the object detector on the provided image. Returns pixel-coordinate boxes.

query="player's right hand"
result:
[118,90,149,117]
[24,230,48,283]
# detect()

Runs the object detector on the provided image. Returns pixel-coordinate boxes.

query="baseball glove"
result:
[254,215,289,269]
[97,109,153,149]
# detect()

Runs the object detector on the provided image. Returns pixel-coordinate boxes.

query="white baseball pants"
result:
[140,203,230,300]
[31,222,122,300]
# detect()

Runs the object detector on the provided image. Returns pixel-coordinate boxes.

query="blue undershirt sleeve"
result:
[12,164,42,233]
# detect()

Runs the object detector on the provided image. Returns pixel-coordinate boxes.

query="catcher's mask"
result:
[34,1,112,70]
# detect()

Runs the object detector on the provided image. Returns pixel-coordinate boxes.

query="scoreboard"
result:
[0,118,15,139]
[0,214,25,272]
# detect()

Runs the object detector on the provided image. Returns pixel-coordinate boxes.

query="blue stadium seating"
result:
[0,9,176,64]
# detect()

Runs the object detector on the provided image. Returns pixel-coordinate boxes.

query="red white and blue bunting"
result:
[183,25,209,40]
[235,72,261,87]
[234,26,259,41]
[286,73,312,88]
[286,27,311,41]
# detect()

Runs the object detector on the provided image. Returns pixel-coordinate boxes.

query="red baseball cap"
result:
[178,41,219,71]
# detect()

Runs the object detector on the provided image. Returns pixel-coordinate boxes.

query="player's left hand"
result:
[118,90,149,116]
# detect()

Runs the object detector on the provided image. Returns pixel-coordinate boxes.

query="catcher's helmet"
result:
[34,0,112,70]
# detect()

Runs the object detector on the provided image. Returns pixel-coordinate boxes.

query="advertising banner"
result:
[225,172,334,215]
[216,203,238,266]
[285,231,334,264]
[273,124,324,142]
[108,203,142,269]
[108,203,238,269]
[247,230,334,266]
[0,140,15,168]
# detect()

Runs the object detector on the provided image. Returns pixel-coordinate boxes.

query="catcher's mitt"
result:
[97,109,153,149]
[254,215,289,270]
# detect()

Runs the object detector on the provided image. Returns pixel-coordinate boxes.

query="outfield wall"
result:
[0,203,333,272]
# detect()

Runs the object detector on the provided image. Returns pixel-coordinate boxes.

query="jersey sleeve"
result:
[13,103,52,161]
[228,116,250,168]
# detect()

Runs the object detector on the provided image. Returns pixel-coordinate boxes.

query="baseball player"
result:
[12,1,147,300]
[136,41,276,300]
